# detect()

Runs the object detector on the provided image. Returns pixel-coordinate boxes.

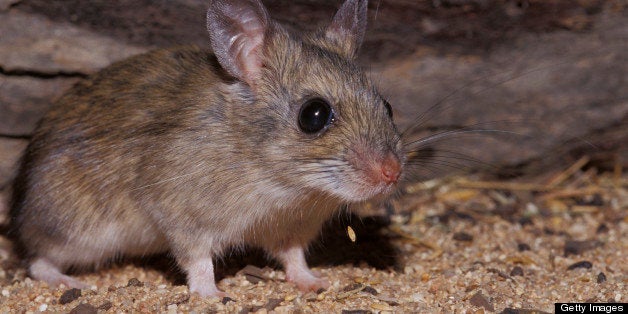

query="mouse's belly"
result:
[36,210,169,268]
[239,196,340,251]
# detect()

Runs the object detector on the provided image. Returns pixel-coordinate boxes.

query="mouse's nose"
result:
[379,152,401,184]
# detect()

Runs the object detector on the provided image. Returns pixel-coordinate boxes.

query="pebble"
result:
[453,232,473,242]
[517,243,531,251]
[265,298,282,310]
[341,310,371,314]
[596,223,609,234]
[363,286,379,295]
[564,240,602,256]
[69,303,97,314]
[221,296,235,304]
[371,302,395,311]
[469,291,494,312]
[510,266,524,277]
[167,304,178,314]
[567,261,593,270]
[98,301,113,311]
[127,278,143,287]
[59,288,82,305]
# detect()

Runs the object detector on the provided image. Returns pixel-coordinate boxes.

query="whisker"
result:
[400,60,576,137]
[404,129,522,149]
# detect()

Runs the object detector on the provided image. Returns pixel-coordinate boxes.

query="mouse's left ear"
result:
[207,0,270,86]
[325,0,368,60]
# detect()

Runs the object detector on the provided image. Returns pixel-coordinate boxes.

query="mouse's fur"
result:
[10,0,403,296]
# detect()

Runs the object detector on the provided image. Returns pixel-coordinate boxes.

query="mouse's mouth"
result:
[321,148,403,203]
[331,176,400,202]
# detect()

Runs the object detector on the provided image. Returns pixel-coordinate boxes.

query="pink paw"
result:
[296,276,330,293]
[286,270,330,293]
[189,282,226,298]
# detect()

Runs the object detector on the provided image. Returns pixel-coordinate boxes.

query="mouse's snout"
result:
[348,146,403,188]
[379,152,402,185]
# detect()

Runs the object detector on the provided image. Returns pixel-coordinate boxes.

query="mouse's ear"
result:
[207,0,269,85]
[325,0,368,60]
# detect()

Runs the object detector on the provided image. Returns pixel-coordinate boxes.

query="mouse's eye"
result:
[383,99,393,118]
[298,98,334,134]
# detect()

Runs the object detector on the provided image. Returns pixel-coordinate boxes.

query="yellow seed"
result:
[347,226,357,242]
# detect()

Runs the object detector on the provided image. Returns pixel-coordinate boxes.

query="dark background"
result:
[1,0,627,194]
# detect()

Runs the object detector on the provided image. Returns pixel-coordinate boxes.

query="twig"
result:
[456,180,554,192]
[545,156,590,187]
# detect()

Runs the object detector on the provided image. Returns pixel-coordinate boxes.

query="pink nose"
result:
[380,153,401,184]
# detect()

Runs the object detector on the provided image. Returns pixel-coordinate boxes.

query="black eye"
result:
[298,98,334,134]
[383,99,393,118]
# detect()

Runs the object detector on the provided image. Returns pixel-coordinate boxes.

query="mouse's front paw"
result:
[189,282,227,298]
[298,276,330,293]
[287,269,330,293]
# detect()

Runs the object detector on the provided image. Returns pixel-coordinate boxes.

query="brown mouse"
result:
[10,0,403,297]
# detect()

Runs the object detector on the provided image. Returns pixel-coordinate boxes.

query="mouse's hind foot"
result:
[29,257,89,289]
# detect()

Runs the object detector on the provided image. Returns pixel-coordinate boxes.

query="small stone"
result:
[167,304,178,314]
[564,240,602,256]
[284,294,297,302]
[240,306,259,314]
[341,311,372,314]
[487,268,510,279]
[221,296,235,304]
[127,278,143,287]
[265,298,283,310]
[304,291,318,301]
[567,261,593,270]
[453,232,473,242]
[168,293,190,305]
[240,265,267,284]
[59,288,82,305]
[469,291,495,312]
[597,272,607,283]
[518,217,533,226]
[363,286,378,295]
[342,283,364,292]
[371,302,395,311]
[510,266,524,277]
[596,224,609,234]
[517,243,531,252]
[97,301,113,311]
[69,303,98,314]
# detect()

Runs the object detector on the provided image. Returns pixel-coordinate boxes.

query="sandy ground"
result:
[0,166,626,313]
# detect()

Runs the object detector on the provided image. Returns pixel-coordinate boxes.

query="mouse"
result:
[10,0,404,297]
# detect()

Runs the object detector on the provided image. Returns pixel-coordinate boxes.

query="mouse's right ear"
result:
[207,0,269,86]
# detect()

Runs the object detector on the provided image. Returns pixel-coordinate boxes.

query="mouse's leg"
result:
[275,245,330,293]
[29,257,88,289]
[181,257,226,298]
